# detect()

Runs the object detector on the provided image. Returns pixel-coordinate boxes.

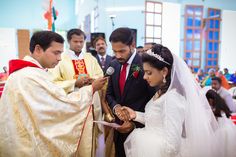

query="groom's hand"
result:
[114,105,130,121]
[121,106,136,120]
[116,121,135,133]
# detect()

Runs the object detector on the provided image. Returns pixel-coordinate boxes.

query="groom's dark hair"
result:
[109,27,134,46]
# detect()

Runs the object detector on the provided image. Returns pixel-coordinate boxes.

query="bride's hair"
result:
[142,44,173,95]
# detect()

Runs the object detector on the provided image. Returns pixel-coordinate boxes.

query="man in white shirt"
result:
[212,77,236,113]
[50,28,103,93]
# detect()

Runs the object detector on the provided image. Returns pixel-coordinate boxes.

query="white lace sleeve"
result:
[163,91,186,157]
[134,111,145,124]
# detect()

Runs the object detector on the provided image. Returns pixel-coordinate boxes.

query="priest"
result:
[0,31,107,157]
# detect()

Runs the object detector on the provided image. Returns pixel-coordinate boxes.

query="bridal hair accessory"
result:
[146,49,170,65]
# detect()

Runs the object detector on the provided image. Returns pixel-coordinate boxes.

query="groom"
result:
[106,27,155,157]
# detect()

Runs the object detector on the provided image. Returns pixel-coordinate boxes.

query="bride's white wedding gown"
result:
[215,112,236,157]
[124,89,186,157]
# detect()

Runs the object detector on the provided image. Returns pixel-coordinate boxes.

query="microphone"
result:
[104,67,115,77]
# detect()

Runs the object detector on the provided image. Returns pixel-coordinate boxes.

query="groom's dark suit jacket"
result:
[106,53,155,157]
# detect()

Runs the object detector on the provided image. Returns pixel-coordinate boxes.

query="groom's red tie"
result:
[119,63,128,95]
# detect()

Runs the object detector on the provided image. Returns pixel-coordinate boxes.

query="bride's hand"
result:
[122,106,136,120]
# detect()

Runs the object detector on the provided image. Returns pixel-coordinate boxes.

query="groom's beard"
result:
[117,51,133,64]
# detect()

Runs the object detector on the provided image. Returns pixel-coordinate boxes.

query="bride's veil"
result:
[168,53,221,157]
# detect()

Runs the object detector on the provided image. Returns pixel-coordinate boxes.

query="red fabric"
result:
[231,113,236,125]
[72,59,88,79]
[76,104,93,151]
[0,60,41,98]
[119,63,128,95]
[9,59,41,75]
[0,83,5,98]
[220,75,230,89]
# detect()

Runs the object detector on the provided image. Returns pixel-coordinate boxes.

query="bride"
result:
[122,44,220,157]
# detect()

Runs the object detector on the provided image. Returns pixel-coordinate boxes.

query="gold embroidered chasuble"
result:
[0,56,100,157]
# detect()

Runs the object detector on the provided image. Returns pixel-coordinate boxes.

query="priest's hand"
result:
[75,76,90,88]
[87,77,95,85]
[92,77,107,92]
[116,121,135,133]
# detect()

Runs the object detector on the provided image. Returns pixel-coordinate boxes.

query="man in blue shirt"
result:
[229,71,236,84]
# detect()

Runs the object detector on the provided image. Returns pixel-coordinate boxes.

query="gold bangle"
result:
[104,113,115,122]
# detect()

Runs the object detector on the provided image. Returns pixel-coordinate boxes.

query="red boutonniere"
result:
[131,64,141,78]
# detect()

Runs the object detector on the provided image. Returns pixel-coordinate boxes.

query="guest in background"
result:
[217,71,230,89]
[206,89,231,119]
[143,42,156,52]
[229,70,236,85]
[202,68,216,86]
[136,46,144,55]
[211,77,236,113]
[94,36,113,74]
[223,68,231,81]
[215,66,220,76]
[195,68,205,83]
